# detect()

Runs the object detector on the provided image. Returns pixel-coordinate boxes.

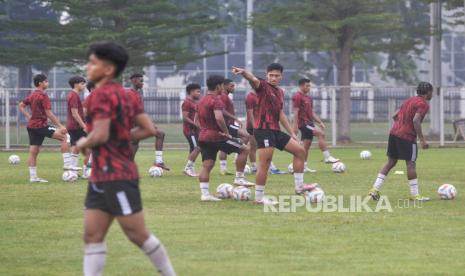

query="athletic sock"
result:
[373,173,386,191]
[219,160,227,171]
[270,162,277,170]
[71,154,80,167]
[322,150,331,160]
[304,161,308,168]
[294,172,304,191]
[250,162,256,169]
[200,182,209,196]
[83,242,107,276]
[63,153,72,167]
[141,235,176,276]
[29,166,37,178]
[255,185,265,202]
[155,151,163,164]
[185,160,194,170]
[409,179,419,196]
[235,171,245,178]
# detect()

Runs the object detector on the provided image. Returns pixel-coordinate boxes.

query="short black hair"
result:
[186,83,201,94]
[86,81,95,92]
[224,78,233,85]
[87,41,129,78]
[130,73,143,80]
[417,82,433,95]
[207,75,225,91]
[298,78,311,86]
[267,63,284,73]
[33,74,47,87]
[68,76,86,88]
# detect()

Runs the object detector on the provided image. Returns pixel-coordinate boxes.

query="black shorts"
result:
[85,180,142,216]
[68,128,86,146]
[185,133,199,153]
[254,129,291,151]
[246,128,254,135]
[228,124,240,138]
[300,123,315,141]
[387,135,418,161]
[199,138,243,161]
[27,126,55,146]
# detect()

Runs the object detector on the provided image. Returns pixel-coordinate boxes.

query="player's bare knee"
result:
[83,231,105,244]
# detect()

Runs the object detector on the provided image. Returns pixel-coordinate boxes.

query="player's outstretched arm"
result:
[413,112,428,149]
[131,113,157,142]
[279,110,297,140]
[232,67,260,90]
[18,102,31,120]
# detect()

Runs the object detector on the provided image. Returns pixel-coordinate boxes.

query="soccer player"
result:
[218,79,250,175]
[67,76,90,177]
[77,42,175,276]
[129,73,170,170]
[182,83,201,177]
[369,82,433,202]
[244,90,285,175]
[197,75,254,201]
[18,74,69,182]
[292,78,339,172]
[232,64,318,205]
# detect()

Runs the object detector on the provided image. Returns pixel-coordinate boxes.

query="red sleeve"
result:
[255,79,268,94]
[213,97,225,110]
[416,102,429,118]
[22,95,31,106]
[42,95,52,110]
[181,101,189,112]
[92,91,112,120]
[292,94,300,109]
[69,94,79,109]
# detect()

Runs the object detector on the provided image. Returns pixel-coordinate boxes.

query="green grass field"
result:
[1,148,465,275]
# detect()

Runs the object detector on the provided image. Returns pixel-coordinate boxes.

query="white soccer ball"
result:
[148,166,163,177]
[437,184,457,200]
[62,171,78,182]
[332,162,346,173]
[306,187,325,203]
[360,150,372,160]
[8,154,20,165]
[288,163,294,174]
[244,165,251,175]
[216,183,234,199]
[232,186,251,201]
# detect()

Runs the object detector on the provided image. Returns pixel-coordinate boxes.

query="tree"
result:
[0,0,224,84]
[253,0,430,143]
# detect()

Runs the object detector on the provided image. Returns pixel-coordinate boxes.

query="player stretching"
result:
[369,82,433,202]
[67,76,90,177]
[77,42,175,276]
[182,83,202,177]
[18,74,69,182]
[292,78,339,172]
[233,64,318,205]
[129,73,170,170]
[244,90,284,175]
[218,79,250,175]
[197,75,254,201]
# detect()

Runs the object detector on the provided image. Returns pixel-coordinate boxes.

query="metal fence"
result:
[1,86,465,148]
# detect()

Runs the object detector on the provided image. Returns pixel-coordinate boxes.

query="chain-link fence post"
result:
[331,88,336,147]
[5,89,10,150]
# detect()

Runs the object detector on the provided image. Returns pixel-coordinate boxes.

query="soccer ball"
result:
[437,184,457,200]
[148,166,163,177]
[216,183,234,199]
[306,187,325,203]
[244,165,252,175]
[360,150,372,160]
[288,163,294,174]
[232,186,251,201]
[62,171,78,182]
[8,155,20,165]
[332,162,346,173]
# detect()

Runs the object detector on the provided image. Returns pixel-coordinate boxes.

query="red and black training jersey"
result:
[219,91,235,125]
[182,98,198,136]
[292,91,314,128]
[390,96,430,142]
[244,91,259,129]
[86,82,139,183]
[198,93,226,142]
[254,79,284,130]
[67,91,84,130]
[22,89,51,129]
